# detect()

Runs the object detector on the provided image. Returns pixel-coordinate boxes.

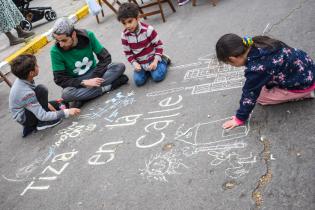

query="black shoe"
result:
[36,119,62,131]
[22,126,37,138]
[69,100,85,108]
[111,74,129,90]
[162,54,171,65]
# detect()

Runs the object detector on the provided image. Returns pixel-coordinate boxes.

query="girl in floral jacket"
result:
[216,34,315,129]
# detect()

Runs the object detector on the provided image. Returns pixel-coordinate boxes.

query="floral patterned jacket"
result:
[236,46,315,121]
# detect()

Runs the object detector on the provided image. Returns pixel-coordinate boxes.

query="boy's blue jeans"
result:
[133,60,167,86]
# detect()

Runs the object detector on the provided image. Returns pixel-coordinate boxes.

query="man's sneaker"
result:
[162,54,171,65]
[111,74,129,90]
[178,0,190,6]
[22,126,37,138]
[69,100,85,108]
[36,119,62,131]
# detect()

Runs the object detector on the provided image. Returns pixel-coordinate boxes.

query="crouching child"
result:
[9,54,80,137]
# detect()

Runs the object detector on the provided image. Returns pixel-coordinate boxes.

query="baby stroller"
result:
[13,0,57,31]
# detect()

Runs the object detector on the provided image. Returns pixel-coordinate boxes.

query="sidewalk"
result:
[0,0,86,75]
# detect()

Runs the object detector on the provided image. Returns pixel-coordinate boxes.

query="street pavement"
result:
[0,0,315,209]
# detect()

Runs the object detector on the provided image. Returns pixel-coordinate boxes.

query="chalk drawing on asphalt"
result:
[54,122,96,148]
[147,54,244,97]
[174,117,250,146]
[2,147,56,182]
[79,91,135,120]
[207,151,257,178]
[88,141,124,166]
[139,150,188,182]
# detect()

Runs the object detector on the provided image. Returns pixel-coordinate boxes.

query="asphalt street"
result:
[0,0,315,209]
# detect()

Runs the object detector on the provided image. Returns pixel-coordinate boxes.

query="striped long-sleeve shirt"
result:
[121,22,163,67]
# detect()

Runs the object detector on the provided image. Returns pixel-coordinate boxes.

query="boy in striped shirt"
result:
[118,3,171,86]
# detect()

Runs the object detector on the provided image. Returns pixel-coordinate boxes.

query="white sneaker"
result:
[37,119,62,131]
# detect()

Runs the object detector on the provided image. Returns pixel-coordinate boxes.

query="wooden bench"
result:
[98,0,175,23]
[95,0,105,24]
[129,0,176,23]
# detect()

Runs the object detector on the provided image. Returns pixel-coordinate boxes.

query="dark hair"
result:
[117,3,139,22]
[216,33,288,62]
[10,54,37,80]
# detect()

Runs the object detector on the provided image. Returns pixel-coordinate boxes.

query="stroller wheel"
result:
[20,20,32,31]
[45,10,57,21]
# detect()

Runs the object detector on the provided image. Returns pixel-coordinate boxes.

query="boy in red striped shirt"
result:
[118,3,171,86]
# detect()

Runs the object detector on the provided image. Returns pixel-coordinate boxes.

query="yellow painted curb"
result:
[75,5,89,20]
[4,35,49,63]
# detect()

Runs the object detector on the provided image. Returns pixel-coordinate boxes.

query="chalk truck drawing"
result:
[139,116,256,181]
[175,117,250,147]
[174,117,256,179]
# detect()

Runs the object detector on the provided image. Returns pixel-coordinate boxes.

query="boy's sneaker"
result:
[162,54,171,65]
[36,119,62,131]
[178,0,190,6]
[22,126,37,138]
[310,90,315,98]
[110,74,129,90]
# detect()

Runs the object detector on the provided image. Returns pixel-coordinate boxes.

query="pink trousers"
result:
[257,86,314,105]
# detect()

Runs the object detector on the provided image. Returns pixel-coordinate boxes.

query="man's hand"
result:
[148,59,158,71]
[133,62,142,72]
[68,108,80,116]
[48,103,56,111]
[82,78,105,88]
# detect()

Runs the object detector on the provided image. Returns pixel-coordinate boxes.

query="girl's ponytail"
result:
[252,36,288,51]
[216,34,289,62]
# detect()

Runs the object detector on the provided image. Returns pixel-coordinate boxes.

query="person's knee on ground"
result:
[134,76,147,86]
[151,71,166,82]
[133,69,148,87]
[151,62,167,82]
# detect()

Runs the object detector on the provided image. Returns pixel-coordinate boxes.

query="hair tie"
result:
[242,36,253,47]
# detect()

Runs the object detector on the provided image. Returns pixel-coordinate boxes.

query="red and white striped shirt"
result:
[121,22,163,66]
